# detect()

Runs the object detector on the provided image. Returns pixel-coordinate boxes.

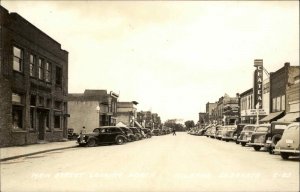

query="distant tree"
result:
[185,120,195,130]
[164,119,186,132]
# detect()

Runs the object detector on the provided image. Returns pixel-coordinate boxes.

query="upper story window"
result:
[55,66,62,85]
[45,61,52,82]
[38,58,45,80]
[13,46,23,72]
[29,54,36,77]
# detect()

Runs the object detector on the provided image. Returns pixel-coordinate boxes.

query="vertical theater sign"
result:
[254,59,263,109]
[253,59,266,120]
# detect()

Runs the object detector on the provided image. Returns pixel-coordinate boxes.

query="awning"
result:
[277,112,300,122]
[116,122,127,127]
[259,111,284,123]
[134,121,143,128]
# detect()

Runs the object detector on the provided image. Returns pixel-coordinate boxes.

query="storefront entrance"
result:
[37,109,49,140]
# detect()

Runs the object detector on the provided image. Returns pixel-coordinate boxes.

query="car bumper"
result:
[248,142,265,147]
[222,136,233,140]
[274,148,300,154]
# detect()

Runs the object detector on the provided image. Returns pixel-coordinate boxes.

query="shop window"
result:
[46,113,50,131]
[54,115,61,129]
[55,66,62,85]
[30,54,36,77]
[13,46,23,72]
[272,98,276,112]
[39,96,44,107]
[12,93,22,104]
[30,95,36,106]
[281,95,285,111]
[55,101,62,110]
[12,106,23,129]
[30,108,35,131]
[45,61,52,82]
[276,96,281,111]
[46,99,52,108]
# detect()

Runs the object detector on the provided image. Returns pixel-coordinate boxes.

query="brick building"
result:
[0,6,69,147]
[116,101,138,127]
[262,62,300,123]
[260,63,299,123]
[68,90,119,134]
[205,102,217,124]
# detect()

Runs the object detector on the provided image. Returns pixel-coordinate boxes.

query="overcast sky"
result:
[2,1,299,123]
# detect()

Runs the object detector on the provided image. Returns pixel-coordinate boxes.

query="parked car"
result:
[205,126,212,137]
[119,127,137,142]
[221,125,237,142]
[274,122,300,160]
[265,121,292,154]
[77,126,127,147]
[152,129,161,136]
[237,124,257,146]
[233,124,247,144]
[68,128,79,140]
[248,124,271,151]
[142,128,152,138]
[129,127,143,140]
[215,126,223,140]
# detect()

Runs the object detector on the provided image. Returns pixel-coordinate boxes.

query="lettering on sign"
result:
[254,59,263,109]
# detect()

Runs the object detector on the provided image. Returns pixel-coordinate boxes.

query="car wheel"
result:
[268,147,274,154]
[116,137,125,145]
[253,146,261,151]
[225,139,229,142]
[241,142,246,147]
[280,152,290,160]
[235,141,240,144]
[87,139,96,147]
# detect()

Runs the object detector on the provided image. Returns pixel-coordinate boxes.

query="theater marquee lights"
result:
[253,59,263,109]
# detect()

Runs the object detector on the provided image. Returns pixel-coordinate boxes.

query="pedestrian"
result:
[173,128,176,136]
[80,126,86,143]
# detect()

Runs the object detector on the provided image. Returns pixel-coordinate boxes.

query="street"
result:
[1,132,299,192]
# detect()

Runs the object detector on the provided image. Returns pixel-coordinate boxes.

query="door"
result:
[37,110,45,140]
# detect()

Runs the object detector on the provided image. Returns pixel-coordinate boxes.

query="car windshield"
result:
[243,126,255,131]
[274,124,288,130]
[256,126,269,132]
[93,129,100,133]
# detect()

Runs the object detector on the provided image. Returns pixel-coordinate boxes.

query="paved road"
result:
[1,132,299,192]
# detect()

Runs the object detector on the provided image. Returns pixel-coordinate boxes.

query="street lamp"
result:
[96,105,101,126]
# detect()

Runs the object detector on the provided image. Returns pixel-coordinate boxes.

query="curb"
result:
[0,145,78,162]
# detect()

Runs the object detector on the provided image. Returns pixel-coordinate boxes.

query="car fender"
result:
[272,134,282,146]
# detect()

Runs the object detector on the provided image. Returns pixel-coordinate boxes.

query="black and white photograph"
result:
[0,1,299,192]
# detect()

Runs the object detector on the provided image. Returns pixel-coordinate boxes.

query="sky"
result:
[1,1,299,123]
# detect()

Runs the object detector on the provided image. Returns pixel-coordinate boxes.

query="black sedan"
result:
[119,127,137,141]
[77,126,128,147]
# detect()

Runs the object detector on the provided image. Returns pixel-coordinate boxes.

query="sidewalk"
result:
[0,140,78,162]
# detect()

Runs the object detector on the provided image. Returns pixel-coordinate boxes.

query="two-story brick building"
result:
[0,6,69,147]
[67,90,119,134]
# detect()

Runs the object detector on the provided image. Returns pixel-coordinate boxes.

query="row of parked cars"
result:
[187,121,300,160]
[77,126,153,147]
[76,126,172,147]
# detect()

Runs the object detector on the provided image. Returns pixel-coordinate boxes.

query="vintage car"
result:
[152,129,161,136]
[77,126,127,147]
[248,124,271,151]
[129,127,143,140]
[215,126,223,140]
[119,127,137,142]
[221,125,237,142]
[233,124,247,144]
[237,124,257,146]
[205,127,212,137]
[142,128,152,138]
[274,122,300,160]
[265,121,292,154]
